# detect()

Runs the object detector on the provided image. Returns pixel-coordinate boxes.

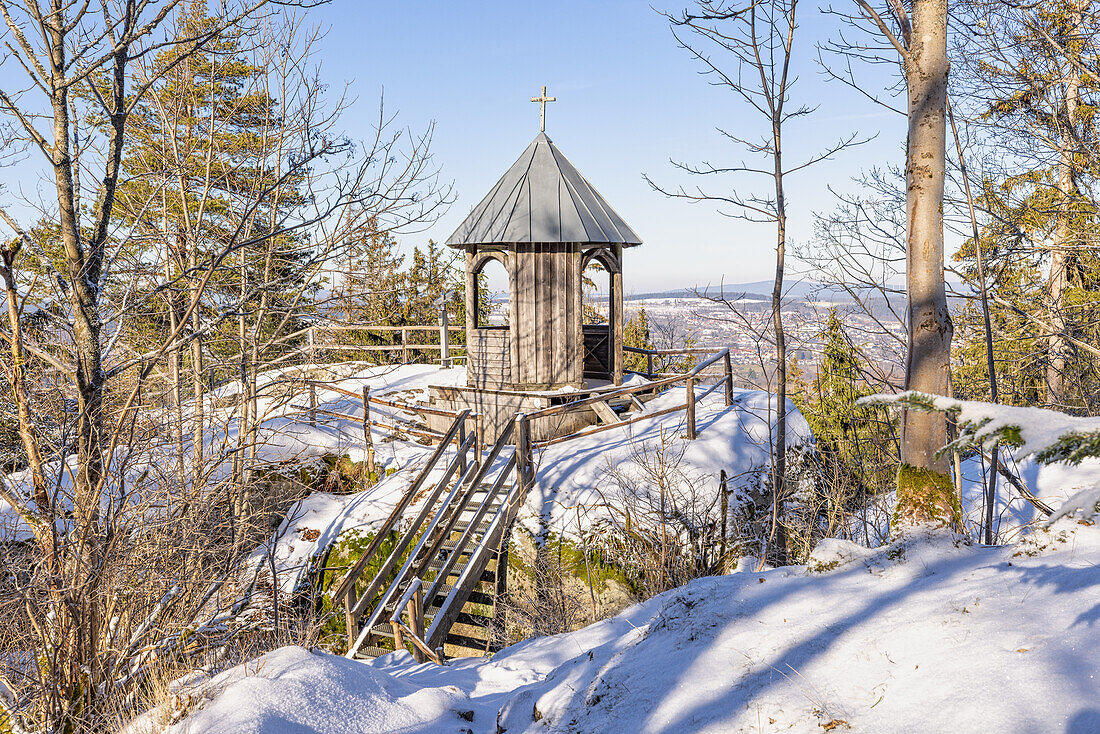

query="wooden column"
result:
[508,248,521,389]
[572,247,585,388]
[612,244,624,386]
[465,249,478,388]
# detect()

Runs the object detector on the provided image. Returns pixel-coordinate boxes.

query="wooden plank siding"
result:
[467,329,512,388]
[507,245,583,390]
[462,243,624,391]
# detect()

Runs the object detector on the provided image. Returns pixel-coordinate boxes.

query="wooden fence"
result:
[282,379,479,478]
[527,347,735,449]
[306,323,467,366]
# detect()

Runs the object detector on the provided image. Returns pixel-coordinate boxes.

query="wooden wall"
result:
[464,243,624,391]
[509,244,583,390]
[467,328,512,388]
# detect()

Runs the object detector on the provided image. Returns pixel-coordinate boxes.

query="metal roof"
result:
[445,133,643,247]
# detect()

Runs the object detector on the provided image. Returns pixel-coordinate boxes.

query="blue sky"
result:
[309,1,905,292]
[0,1,903,293]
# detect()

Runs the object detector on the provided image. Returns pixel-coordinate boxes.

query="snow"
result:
[866,392,1100,522]
[0,363,466,543]
[143,520,1100,733]
[125,646,466,733]
[526,386,811,537]
[871,391,1100,462]
[251,470,422,595]
[249,380,813,594]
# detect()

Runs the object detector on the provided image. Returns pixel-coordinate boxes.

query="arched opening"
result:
[467,252,513,389]
[472,254,509,329]
[581,249,620,383]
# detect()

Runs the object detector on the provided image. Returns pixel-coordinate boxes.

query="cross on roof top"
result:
[530,85,556,133]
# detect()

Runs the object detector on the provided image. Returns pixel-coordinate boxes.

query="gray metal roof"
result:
[446,133,642,247]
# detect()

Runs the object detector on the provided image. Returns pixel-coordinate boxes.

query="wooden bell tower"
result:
[446,131,641,392]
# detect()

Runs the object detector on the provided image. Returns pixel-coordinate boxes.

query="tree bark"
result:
[770,115,788,564]
[1047,32,1080,409]
[896,0,957,529]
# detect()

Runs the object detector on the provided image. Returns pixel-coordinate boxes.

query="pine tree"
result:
[623,307,655,373]
[111,3,312,470]
[794,310,898,524]
[961,0,1100,410]
[336,216,405,326]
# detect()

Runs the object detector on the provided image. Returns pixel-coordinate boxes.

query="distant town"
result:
[623,295,907,386]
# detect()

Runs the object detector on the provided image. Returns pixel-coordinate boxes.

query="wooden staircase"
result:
[331,410,535,662]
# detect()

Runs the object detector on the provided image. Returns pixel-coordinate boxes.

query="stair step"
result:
[444,631,492,654]
[438,539,501,555]
[452,610,495,629]
[430,587,495,608]
[425,562,497,584]
[352,645,394,659]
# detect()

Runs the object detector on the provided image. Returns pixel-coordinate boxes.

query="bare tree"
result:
[647,0,858,561]
[0,3,447,728]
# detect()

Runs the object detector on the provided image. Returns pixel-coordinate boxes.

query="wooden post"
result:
[685,375,697,440]
[410,582,424,663]
[309,384,317,427]
[362,385,377,483]
[719,469,729,572]
[457,419,468,476]
[471,415,482,462]
[647,352,654,380]
[516,414,531,490]
[344,594,359,644]
[439,304,451,369]
[391,619,406,657]
[401,328,409,364]
[723,350,734,406]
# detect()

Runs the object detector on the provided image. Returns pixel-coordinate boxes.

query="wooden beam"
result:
[590,399,621,425]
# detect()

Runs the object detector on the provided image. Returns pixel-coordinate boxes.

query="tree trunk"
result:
[896,0,957,530]
[770,119,788,565]
[1047,37,1080,409]
[189,238,205,476]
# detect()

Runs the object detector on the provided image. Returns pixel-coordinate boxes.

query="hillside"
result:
[130,519,1100,733]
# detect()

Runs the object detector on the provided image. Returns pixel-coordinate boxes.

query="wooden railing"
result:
[330,411,473,642]
[306,323,467,366]
[336,411,536,661]
[528,348,735,448]
[623,345,732,380]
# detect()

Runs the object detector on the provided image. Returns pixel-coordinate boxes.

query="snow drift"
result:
[138,519,1100,733]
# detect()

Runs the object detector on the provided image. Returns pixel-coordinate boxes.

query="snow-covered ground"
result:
[237,367,1088,596]
[254,375,813,594]
[132,519,1100,733]
[0,363,464,542]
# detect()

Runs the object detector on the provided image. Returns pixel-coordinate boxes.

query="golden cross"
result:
[530,85,556,133]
